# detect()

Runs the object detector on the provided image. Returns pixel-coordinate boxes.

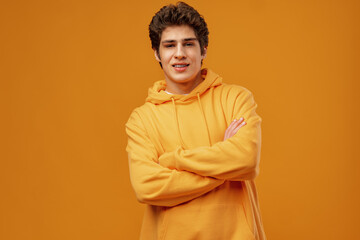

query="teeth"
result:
[174,64,187,67]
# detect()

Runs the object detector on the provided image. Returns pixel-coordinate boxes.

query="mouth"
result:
[172,63,190,72]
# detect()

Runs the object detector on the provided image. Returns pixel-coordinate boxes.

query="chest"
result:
[141,97,231,155]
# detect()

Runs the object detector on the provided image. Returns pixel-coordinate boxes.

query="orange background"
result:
[1,0,359,239]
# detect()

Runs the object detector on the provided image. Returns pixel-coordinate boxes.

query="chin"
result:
[170,70,200,81]
[169,73,197,83]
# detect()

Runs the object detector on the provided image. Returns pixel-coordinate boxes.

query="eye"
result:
[185,42,194,46]
[165,44,175,48]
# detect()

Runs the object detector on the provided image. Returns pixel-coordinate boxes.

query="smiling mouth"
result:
[172,64,190,68]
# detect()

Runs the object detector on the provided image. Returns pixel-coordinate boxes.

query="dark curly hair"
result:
[149,2,209,58]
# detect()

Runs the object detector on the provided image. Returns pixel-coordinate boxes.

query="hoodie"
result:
[125,69,266,240]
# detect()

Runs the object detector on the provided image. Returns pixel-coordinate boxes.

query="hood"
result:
[146,68,223,104]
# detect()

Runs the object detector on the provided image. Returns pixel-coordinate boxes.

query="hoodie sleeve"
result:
[158,87,261,181]
[125,110,225,207]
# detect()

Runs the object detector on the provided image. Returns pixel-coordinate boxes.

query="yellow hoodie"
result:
[125,69,266,240]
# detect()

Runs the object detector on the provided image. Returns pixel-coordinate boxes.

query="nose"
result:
[174,45,186,59]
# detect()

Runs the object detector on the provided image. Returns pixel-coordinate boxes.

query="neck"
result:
[165,71,204,95]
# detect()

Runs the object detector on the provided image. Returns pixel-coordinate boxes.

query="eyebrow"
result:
[162,38,198,43]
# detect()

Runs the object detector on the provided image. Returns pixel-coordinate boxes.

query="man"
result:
[125,2,266,239]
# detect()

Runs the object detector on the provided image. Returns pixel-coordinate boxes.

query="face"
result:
[155,25,207,92]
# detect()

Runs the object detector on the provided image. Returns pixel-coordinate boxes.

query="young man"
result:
[125,2,266,239]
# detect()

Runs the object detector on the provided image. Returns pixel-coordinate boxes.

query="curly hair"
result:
[149,2,209,57]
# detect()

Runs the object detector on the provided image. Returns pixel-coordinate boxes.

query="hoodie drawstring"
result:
[170,94,212,149]
[171,97,188,149]
[197,93,212,146]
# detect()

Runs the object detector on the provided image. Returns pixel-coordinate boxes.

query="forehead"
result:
[161,25,197,41]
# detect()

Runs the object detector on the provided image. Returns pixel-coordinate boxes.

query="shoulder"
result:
[219,83,255,101]
[219,83,261,121]
[126,103,153,126]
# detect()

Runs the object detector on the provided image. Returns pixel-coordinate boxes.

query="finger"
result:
[224,119,237,140]
[225,120,238,136]
[232,121,247,134]
[230,118,244,130]
[237,117,244,124]
[225,118,245,140]
[226,120,242,136]
[224,129,231,140]
[230,120,246,135]
[227,119,238,129]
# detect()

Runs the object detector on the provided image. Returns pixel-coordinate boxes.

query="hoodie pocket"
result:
[158,203,256,240]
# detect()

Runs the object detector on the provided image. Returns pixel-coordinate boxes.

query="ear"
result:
[201,47,208,60]
[154,49,161,62]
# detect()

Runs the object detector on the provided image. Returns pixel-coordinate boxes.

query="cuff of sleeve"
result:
[158,147,181,169]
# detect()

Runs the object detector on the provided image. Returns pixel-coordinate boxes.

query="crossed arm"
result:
[126,111,224,207]
[125,89,261,206]
[158,91,261,181]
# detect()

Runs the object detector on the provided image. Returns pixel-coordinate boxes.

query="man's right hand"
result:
[223,118,246,141]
